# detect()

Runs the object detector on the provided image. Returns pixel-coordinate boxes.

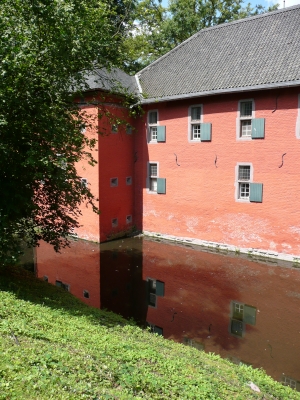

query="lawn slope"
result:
[0,266,299,400]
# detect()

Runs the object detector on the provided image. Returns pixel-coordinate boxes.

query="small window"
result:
[126,125,132,134]
[147,322,163,336]
[282,376,300,391]
[240,101,253,138]
[149,163,158,192]
[83,290,89,299]
[126,215,132,224]
[236,164,263,202]
[110,177,118,187]
[111,124,118,134]
[126,176,132,185]
[81,178,88,187]
[238,165,251,200]
[230,301,257,326]
[190,106,202,141]
[55,280,70,291]
[80,123,86,134]
[43,276,48,282]
[148,110,158,142]
[147,278,164,307]
[112,218,118,228]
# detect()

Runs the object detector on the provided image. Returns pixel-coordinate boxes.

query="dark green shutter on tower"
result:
[156,281,165,296]
[251,118,265,139]
[157,126,166,142]
[157,178,166,194]
[250,183,263,202]
[200,123,212,141]
[243,305,256,325]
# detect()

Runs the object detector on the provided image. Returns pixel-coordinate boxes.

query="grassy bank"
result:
[0,266,299,399]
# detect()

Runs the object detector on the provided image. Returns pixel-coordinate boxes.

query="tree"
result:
[122,0,279,73]
[0,0,136,266]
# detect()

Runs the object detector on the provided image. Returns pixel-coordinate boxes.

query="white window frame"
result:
[236,99,255,140]
[147,161,159,193]
[296,94,300,139]
[234,163,253,202]
[188,104,203,142]
[148,110,159,143]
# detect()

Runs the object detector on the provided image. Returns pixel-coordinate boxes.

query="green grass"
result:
[0,266,299,399]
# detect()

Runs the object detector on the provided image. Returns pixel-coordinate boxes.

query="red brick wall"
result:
[136,88,300,257]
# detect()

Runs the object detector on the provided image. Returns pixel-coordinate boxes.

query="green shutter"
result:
[243,305,256,325]
[250,183,263,202]
[157,126,166,142]
[200,123,212,141]
[157,178,166,194]
[251,118,265,139]
[156,280,165,296]
[153,326,163,336]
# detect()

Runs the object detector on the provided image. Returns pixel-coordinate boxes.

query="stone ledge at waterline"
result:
[0,266,299,399]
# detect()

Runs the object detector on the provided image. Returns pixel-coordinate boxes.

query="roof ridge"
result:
[137,4,300,77]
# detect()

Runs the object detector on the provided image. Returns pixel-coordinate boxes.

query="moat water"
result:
[36,236,300,391]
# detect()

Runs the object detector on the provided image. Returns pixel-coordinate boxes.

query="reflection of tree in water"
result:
[100,238,148,325]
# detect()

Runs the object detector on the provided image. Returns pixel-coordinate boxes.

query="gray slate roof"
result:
[85,68,139,96]
[137,5,300,103]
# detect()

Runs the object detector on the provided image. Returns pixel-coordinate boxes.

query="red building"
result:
[67,5,300,262]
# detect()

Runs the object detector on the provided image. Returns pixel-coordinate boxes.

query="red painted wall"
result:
[136,88,300,257]
[97,98,135,242]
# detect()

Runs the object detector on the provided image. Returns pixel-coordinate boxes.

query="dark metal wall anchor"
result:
[215,155,218,168]
[174,153,180,166]
[278,153,286,168]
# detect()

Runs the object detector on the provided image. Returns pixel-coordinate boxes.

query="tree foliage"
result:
[122,0,279,73]
[0,0,135,265]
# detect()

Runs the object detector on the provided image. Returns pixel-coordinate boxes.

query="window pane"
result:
[150,178,157,191]
[191,107,201,121]
[238,166,250,180]
[239,183,250,198]
[150,126,157,140]
[241,101,252,117]
[241,120,251,137]
[150,164,157,177]
[149,111,157,124]
[192,124,201,140]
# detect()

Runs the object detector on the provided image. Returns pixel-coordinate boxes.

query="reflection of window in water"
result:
[55,280,70,291]
[147,278,165,307]
[230,319,244,337]
[282,376,300,391]
[183,337,204,351]
[147,322,163,336]
[230,301,257,338]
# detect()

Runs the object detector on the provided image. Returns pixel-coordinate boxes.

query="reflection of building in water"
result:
[37,239,101,309]
[37,237,300,390]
